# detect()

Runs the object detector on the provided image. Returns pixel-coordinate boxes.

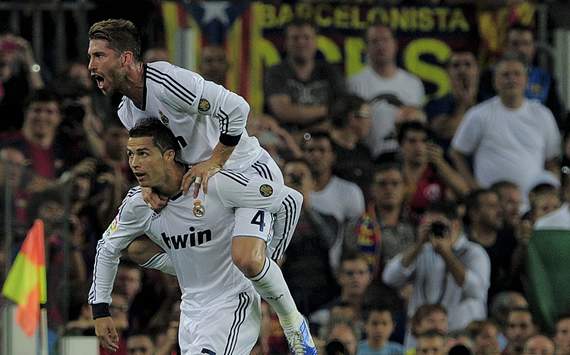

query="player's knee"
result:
[231,237,266,278]
[126,236,162,265]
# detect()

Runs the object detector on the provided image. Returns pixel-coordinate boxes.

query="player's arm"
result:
[88,193,151,351]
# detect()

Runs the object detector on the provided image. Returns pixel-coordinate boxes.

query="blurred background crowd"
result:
[1,0,570,354]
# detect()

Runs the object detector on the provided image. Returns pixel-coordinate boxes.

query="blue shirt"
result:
[357,340,404,355]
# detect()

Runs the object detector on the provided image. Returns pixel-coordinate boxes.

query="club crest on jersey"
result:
[193,200,205,217]
[159,110,169,125]
[198,98,210,113]
[260,184,273,197]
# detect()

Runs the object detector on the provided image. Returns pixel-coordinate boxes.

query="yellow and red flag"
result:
[2,219,47,336]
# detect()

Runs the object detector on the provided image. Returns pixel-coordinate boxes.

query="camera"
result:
[430,221,449,238]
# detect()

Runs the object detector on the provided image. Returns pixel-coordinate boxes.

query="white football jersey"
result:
[118,61,262,171]
[88,174,272,310]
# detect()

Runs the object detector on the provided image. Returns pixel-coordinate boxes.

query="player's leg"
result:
[233,208,316,355]
[178,288,261,355]
[125,236,176,275]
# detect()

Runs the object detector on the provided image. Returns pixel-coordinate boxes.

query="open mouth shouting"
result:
[91,72,106,91]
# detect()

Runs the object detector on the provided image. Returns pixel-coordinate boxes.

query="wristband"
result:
[91,303,111,319]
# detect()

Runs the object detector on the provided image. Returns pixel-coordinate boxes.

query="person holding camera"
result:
[382,201,490,338]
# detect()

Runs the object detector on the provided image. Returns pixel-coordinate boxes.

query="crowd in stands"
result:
[1,14,570,355]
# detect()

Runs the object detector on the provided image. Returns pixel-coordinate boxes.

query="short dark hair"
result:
[361,300,394,323]
[490,180,519,194]
[365,22,394,42]
[425,201,459,221]
[556,312,570,326]
[416,329,447,341]
[24,89,61,112]
[302,130,333,149]
[330,94,367,128]
[285,18,317,36]
[129,118,181,158]
[465,188,496,212]
[507,23,535,39]
[397,121,429,145]
[89,19,142,62]
[495,51,529,72]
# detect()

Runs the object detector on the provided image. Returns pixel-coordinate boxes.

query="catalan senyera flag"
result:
[2,219,47,337]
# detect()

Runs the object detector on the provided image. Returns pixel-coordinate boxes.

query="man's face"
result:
[533,193,561,221]
[88,39,125,95]
[348,103,372,138]
[285,25,317,64]
[0,148,28,188]
[372,169,405,209]
[474,324,500,355]
[127,136,170,188]
[497,186,522,227]
[116,267,142,301]
[555,318,570,355]
[366,26,397,67]
[365,310,394,347]
[507,30,535,63]
[448,52,479,88]
[417,311,448,336]
[303,137,335,175]
[417,336,447,355]
[523,336,555,355]
[199,46,228,84]
[400,130,428,166]
[127,335,154,355]
[475,192,503,230]
[338,259,371,298]
[328,324,358,355]
[506,311,536,350]
[24,101,61,139]
[494,60,527,100]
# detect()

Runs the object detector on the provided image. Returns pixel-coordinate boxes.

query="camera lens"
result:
[430,221,448,238]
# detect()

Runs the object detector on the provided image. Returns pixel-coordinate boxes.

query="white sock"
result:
[139,252,176,276]
[249,257,302,330]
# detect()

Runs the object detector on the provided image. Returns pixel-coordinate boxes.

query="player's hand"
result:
[142,187,168,210]
[182,160,222,198]
[94,317,119,352]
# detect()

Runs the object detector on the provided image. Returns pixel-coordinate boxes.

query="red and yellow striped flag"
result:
[2,219,47,336]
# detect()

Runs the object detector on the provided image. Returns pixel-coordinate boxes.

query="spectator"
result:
[302,131,365,269]
[143,47,169,63]
[533,168,570,230]
[489,292,529,333]
[198,44,229,86]
[126,333,155,355]
[491,181,523,232]
[281,158,340,315]
[0,33,44,132]
[383,201,490,332]
[311,252,372,333]
[504,307,537,355]
[479,24,566,129]
[465,188,518,301]
[398,121,469,221]
[345,162,415,274]
[264,18,346,133]
[554,314,570,355]
[1,89,66,180]
[329,94,374,192]
[425,50,481,152]
[450,51,561,198]
[408,304,449,351]
[527,182,561,223]
[357,302,404,355]
[349,23,425,159]
[467,320,500,355]
[522,335,555,355]
[326,321,359,355]
[415,330,447,355]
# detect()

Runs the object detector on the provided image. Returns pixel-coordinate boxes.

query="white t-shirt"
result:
[118,61,262,171]
[451,97,560,193]
[348,66,425,157]
[88,174,272,310]
[310,176,365,224]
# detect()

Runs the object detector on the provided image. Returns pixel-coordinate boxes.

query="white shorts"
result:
[216,149,302,260]
[178,288,261,355]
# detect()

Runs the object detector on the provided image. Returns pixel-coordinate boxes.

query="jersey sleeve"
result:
[152,62,250,147]
[88,190,152,307]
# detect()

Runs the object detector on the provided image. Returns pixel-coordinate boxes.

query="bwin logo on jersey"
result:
[161,227,212,250]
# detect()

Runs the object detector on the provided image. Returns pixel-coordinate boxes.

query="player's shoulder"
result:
[119,186,148,213]
[146,61,201,81]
